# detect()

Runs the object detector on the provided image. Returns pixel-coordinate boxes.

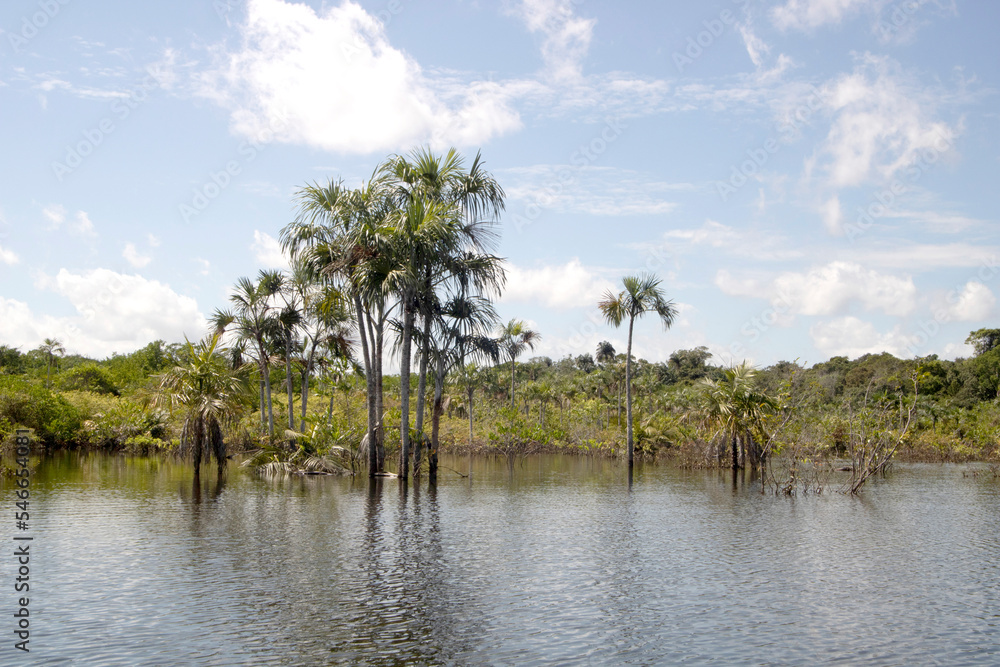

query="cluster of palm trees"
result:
[275,147,522,480]
[151,147,783,482]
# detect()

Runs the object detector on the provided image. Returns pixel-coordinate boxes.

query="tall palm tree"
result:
[698,362,778,472]
[499,319,541,412]
[211,270,284,438]
[282,177,392,477]
[598,273,677,469]
[38,338,65,388]
[155,334,247,476]
[379,148,505,481]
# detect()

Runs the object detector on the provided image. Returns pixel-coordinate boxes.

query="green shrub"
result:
[58,363,120,395]
[0,376,83,446]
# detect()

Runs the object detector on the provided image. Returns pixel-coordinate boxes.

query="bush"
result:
[0,376,84,446]
[83,398,167,449]
[58,363,120,395]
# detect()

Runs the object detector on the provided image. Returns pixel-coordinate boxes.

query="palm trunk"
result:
[467,384,474,477]
[626,317,635,468]
[259,379,266,430]
[353,293,378,477]
[398,292,415,480]
[285,333,295,431]
[731,432,739,472]
[429,355,445,482]
[300,337,319,432]
[510,357,516,412]
[373,310,386,471]
[413,313,432,477]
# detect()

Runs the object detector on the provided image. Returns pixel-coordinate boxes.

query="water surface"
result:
[4,453,999,665]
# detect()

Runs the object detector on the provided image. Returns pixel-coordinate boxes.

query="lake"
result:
[4,452,999,665]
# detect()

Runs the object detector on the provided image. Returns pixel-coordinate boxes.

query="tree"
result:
[595,341,616,366]
[38,338,65,388]
[598,273,677,469]
[380,147,506,481]
[211,271,284,438]
[155,334,247,476]
[499,319,541,412]
[966,328,1000,356]
[698,362,778,472]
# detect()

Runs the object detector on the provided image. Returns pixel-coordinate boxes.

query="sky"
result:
[1,0,998,369]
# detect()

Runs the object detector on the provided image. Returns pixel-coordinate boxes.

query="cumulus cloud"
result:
[812,55,957,190]
[3,269,207,357]
[123,242,151,268]
[508,0,595,82]
[810,315,913,358]
[0,244,18,265]
[716,261,917,317]
[771,0,871,31]
[944,281,995,322]
[251,230,287,268]
[199,0,521,154]
[502,259,615,310]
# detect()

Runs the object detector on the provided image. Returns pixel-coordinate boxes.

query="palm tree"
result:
[282,177,392,477]
[598,273,677,469]
[499,319,541,412]
[155,334,247,476]
[211,271,284,438]
[595,340,616,366]
[380,147,506,481]
[38,338,65,388]
[698,362,778,472]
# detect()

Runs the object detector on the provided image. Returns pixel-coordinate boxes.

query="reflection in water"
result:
[3,454,1000,665]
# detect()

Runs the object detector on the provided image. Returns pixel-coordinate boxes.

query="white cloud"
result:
[502,259,615,310]
[147,233,161,247]
[200,0,521,154]
[251,230,287,268]
[737,20,771,69]
[855,243,1000,269]
[810,315,914,358]
[194,258,211,276]
[0,244,18,265]
[771,0,871,31]
[41,205,97,237]
[944,281,995,322]
[813,55,957,189]
[42,204,66,227]
[658,220,803,261]
[821,196,842,234]
[123,242,152,268]
[72,211,96,237]
[503,165,685,217]
[509,0,595,82]
[5,269,207,357]
[717,261,917,317]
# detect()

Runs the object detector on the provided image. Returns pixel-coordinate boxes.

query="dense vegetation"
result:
[2,147,998,490]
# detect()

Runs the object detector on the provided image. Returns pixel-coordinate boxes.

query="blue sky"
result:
[1,0,998,369]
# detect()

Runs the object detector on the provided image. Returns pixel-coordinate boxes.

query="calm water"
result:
[3,453,999,665]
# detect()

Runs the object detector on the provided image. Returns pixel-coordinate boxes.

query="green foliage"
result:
[83,398,167,449]
[0,375,83,445]
[0,346,25,374]
[59,363,121,395]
